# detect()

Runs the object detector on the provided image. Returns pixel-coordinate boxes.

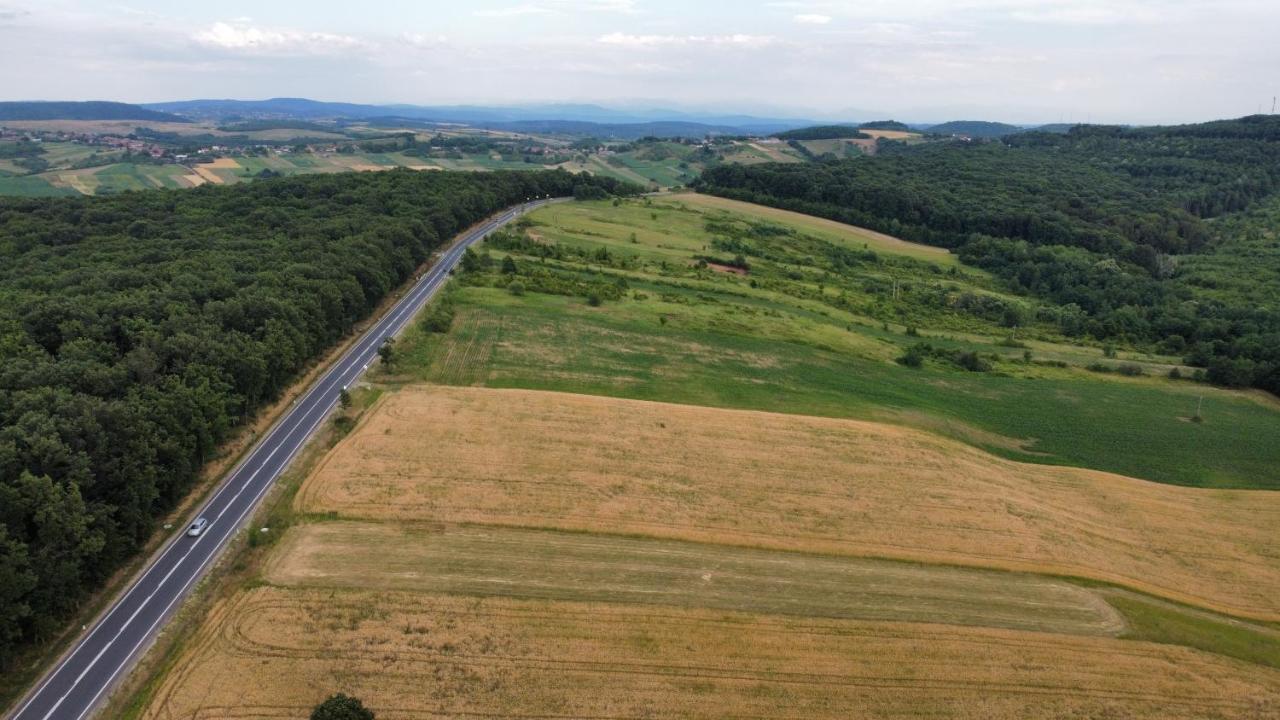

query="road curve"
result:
[7,198,557,720]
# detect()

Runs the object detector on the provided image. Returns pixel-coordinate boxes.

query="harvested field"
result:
[141,587,1280,720]
[191,165,228,184]
[296,386,1280,620]
[264,522,1124,637]
[862,129,919,140]
[202,157,242,169]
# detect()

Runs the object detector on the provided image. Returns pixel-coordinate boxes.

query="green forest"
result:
[0,167,629,667]
[695,116,1280,394]
[773,126,870,141]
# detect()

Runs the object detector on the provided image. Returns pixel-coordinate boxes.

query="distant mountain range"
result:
[140,98,816,136]
[0,97,1086,140]
[0,101,188,123]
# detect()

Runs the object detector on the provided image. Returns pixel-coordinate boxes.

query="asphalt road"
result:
[8,198,556,720]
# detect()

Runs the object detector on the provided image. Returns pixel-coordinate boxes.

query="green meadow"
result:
[392,196,1280,489]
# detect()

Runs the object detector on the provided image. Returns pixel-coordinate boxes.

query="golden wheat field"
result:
[262,522,1126,637]
[295,385,1280,620]
[141,587,1280,720]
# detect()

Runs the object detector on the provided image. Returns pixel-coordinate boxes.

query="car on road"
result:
[187,518,209,537]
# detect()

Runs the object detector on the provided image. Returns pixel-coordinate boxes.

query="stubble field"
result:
[295,385,1280,620]
[142,588,1280,720]
[136,385,1280,719]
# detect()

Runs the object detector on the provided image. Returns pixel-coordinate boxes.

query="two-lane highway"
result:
[9,198,558,720]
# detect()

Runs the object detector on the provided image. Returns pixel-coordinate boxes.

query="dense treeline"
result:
[0,167,631,666]
[773,126,869,141]
[695,116,1280,394]
[0,141,47,160]
[924,121,1023,138]
[858,120,911,132]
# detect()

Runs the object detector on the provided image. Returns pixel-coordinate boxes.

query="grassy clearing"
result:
[295,385,1280,621]
[399,288,1280,489]
[0,174,75,196]
[580,192,960,264]
[1108,591,1280,670]
[385,196,1280,488]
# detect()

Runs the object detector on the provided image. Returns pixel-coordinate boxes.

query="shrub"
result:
[420,304,455,333]
[312,694,375,720]
[586,293,603,307]
[377,339,396,367]
[507,281,525,296]
[897,344,926,368]
[955,350,991,372]
[332,416,356,436]
[1117,363,1145,376]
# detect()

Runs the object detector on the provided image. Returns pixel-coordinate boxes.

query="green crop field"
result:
[392,196,1280,489]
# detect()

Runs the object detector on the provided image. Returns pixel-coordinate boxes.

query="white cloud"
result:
[0,4,30,23]
[193,21,364,54]
[1010,5,1140,25]
[474,4,553,18]
[1,0,1276,124]
[581,0,639,13]
[794,14,831,24]
[476,0,638,18]
[597,32,775,47]
[400,32,448,47]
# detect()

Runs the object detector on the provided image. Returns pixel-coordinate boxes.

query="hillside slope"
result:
[0,101,187,122]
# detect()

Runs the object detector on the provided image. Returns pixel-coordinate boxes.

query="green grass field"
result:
[1108,591,1280,669]
[392,196,1280,489]
[0,174,76,196]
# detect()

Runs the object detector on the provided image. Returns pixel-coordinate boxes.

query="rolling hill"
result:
[925,120,1026,138]
[142,98,814,134]
[0,101,188,123]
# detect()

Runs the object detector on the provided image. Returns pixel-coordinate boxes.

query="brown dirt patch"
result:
[706,262,748,276]
[295,386,1280,621]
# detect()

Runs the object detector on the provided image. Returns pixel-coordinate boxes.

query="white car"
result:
[187,518,209,537]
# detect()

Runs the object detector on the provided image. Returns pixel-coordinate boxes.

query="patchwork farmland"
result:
[136,386,1280,719]
[126,195,1280,720]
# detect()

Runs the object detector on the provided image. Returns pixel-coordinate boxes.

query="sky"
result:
[0,0,1276,124]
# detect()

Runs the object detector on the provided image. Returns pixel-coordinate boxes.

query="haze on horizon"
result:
[0,0,1276,125]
